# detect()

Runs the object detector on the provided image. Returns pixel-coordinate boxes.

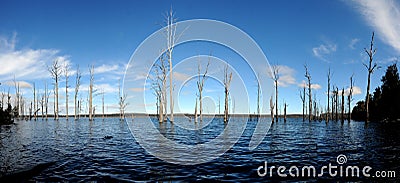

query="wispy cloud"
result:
[3,80,33,89]
[173,71,190,82]
[312,43,337,62]
[350,0,400,53]
[267,65,297,87]
[349,38,360,49]
[336,86,362,96]
[298,80,322,90]
[0,33,69,81]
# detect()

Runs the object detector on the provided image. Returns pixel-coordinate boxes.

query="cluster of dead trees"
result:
[2,59,128,121]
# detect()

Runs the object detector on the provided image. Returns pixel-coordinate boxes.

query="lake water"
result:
[1,117,399,182]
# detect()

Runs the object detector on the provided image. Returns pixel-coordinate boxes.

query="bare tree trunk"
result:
[197,58,210,122]
[48,59,62,120]
[74,65,81,120]
[284,102,287,122]
[348,75,354,122]
[304,65,312,122]
[327,68,331,122]
[164,8,178,123]
[223,65,232,123]
[270,65,280,122]
[341,88,345,123]
[335,87,338,122]
[33,82,37,120]
[270,96,275,123]
[364,32,378,123]
[194,98,198,122]
[89,65,94,121]
[102,90,104,119]
[64,63,69,120]
[45,81,49,120]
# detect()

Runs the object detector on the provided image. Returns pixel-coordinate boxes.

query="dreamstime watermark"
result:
[124,19,274,165]
[257,154,396,178]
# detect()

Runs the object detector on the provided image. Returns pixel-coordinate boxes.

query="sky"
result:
[0,0,399,115]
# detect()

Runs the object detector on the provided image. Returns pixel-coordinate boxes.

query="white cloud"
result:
[312,43,337,62]
[129,87,146,92]
[3,80,33,89]
[268,65,297,87]
[94,64,119,74]
[349,38,360,49]
[336,86,362,96]
[298,81,322,90]
[0,33,70,81]
[351,0,400,53]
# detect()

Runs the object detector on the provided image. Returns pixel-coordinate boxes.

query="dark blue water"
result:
[1,117,399,182]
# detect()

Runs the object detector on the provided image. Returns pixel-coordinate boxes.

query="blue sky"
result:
[1,0,399,114]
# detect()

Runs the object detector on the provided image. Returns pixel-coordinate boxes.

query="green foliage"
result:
[0,103,14,125]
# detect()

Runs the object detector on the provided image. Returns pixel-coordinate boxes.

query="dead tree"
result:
[64,63,70,120]
[48,59,62,120]
[335,87,339,122]
[348,75,354,122]
[88,65,94,121]
[223,65,232,123]
[341,88,345,123]
[304,64,312,122]
[33,82,37,120]
[44,81,49,120]
[197,57,210,122]
[299,87,306,122]
[256,73,261,117]
[13,76,20,119]
[270,96,275,123]
[327,68,332,122]
[102,90,105,119]
[118,79,128,120]
[164,8,178,122]
[363,32,378,122]
[283,102,288,122]
[194,98,198,122]
[271,65,280,122]
[74,65,81,120]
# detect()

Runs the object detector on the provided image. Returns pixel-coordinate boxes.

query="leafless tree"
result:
[283,102,288,122]
[363,32,379,122]
[164,8,178,122]
[74,65,81,120]
[223,65,232,123]
[341,88,345,123]
[194,97,198,122]
[64,62,70,120]
[348,75,354,122]
[256,73,261,116]
[299,87,306,122]
[88,65,94,121]
[304,64,312,122]
[33,82,37,120]
[197,57,210,122]
[102,89,105,119]
[271,65,280,122]
[118,79,128,120]
[44,81,49,120]
[13,76,20,119]
[270,96,275,123]
[327,68,332,122]
[151,53,168,122]
[48,59,62,120]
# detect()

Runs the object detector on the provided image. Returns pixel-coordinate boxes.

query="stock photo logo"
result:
[123,19,274,165]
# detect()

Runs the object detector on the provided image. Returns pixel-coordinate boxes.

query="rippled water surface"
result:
[1,117,399,182]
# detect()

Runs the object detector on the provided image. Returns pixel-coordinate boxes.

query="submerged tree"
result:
[363,32,379,122]
[304,64,312,122]
[118,79,128,120]
[74,65,81,120]
[64,63,70,120]
[48,59,62,120]
[327,68,332,122]
[223,65,232,123]
[348,75,354,122]
[270,96,275,123]
[299,87,306,122]
[88,65,94,121]
[197,57,210,122]
[271,65,280,122]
